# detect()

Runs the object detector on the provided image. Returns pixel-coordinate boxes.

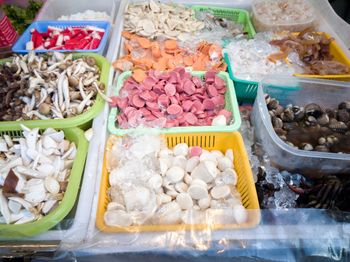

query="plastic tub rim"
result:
[257,75,350,161]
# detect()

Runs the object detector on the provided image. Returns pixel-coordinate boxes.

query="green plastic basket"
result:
[224,53,259,103]
[0,126,88,238]
[191,5,256,39]
[108,71,241,135]
[0,53,110,130]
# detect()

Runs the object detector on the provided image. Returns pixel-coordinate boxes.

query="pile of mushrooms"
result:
[0,125,75,224]
[0,52,106,121]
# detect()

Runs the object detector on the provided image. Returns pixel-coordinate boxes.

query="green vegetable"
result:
[1,0,43,34]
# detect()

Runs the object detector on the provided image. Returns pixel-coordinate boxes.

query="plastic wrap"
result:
[1,0,350,261]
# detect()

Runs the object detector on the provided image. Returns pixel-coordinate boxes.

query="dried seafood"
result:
[0,125,75,224]
[0,52,106,121]
[104,134,247,227]
[124,0,205,40]
[266,95,350,153]
[268,31,350,75]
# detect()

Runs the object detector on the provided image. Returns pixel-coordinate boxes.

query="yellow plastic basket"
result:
[293,32,350,81]
[96,132,260,233]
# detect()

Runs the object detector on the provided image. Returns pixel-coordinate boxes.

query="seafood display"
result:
[256,165,350,217]
[195,10,245,38]
[104,134,247,227]
[223,33,295,81]
[0,52,105,121]
[269,31,350,75]
[110,68,232,128]
[266,96,350,153]
[113,31,225,72]
[26,26,106,51]
[252,0,315,32]
[124,0,205,40]
[0,126,76,224]
[58,10,110,21]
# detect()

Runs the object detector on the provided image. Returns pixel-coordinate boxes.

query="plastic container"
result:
[108,71,241,135]
[224,53,258,103]
[252,76,350,178]
[224,33,350,102]
[191,5,256,39]
[35,0,118,24]
[293,33,350,81]
[96,131,260,233]
[0,127,88,238]
[0,53,110,131]
[252,0,316,32]
[12,20,110,54]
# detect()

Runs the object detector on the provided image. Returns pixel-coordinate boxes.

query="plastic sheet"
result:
[2,0,350,261]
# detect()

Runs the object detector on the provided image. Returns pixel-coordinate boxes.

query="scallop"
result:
[185,156,199,173]
[188,183,208,200]
[191,161,218,183]
[173,143,189,156]
[225,149,234,162]
[176,193,193,210]
[217,157,233,171]
[159,158,170,176]
[233,204,247,224]
[148,175,163,191]
[210,185,230,199]
[198,197,211,210]
[104,210,132,227]
[199,151,217,163]
[172,156,187,169]
[165,166,185,183]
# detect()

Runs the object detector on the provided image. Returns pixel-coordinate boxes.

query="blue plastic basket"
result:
[12,20,110,54]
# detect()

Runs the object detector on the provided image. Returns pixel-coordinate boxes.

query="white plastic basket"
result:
[36,0,120,24]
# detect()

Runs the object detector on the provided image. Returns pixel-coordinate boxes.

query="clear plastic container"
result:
[35,0,118,24]
[252,76,350,178]
[252,0,316,32]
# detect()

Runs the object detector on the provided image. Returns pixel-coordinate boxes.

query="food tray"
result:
[252,0,316,32]
[12,20,111,54]
[108,71,241,135]
[224,33,350,102]
[191,5,256,39]
[293,33,350,81]
[252,76,350,178]
[0,126,88,238]
[35,0,119,24]
[96,131,260,233]
[0,53,110,131]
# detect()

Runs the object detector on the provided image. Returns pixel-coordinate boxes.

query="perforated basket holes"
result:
[166,134,217,149]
